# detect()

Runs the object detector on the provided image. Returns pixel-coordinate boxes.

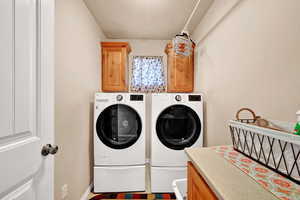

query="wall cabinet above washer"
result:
[101,42,131,92]
[165,42,195,93]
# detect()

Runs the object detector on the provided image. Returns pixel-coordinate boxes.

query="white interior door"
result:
[0,0,54,199]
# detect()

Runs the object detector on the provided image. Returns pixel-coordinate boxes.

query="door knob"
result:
[41,144,58,156]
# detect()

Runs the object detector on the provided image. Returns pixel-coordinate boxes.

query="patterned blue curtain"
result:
[131,56,166,93]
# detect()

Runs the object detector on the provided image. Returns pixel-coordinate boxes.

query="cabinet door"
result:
[102,47,127,91]
[167,51,194,92]
[188,162,217,200]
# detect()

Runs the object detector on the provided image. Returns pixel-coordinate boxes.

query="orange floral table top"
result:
[211,146,300,200]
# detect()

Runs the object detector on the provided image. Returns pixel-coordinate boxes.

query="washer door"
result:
[156,105,201,150]
[96,104,142,149]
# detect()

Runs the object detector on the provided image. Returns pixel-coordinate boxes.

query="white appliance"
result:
[151,93,203,192]
[94,93,146,192]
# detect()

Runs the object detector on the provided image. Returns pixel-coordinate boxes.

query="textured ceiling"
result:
[84,0,214,40]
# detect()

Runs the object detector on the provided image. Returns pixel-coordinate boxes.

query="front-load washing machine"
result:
[151,93,203,192]
[94,93,146,192]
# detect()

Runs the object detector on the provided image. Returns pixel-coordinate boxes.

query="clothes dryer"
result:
[151,93,203,192]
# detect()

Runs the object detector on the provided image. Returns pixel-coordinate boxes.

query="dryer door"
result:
[156,105,201,150]
[96,104,142,149]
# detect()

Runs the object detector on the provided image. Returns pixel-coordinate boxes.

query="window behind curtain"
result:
[131,56,166,93]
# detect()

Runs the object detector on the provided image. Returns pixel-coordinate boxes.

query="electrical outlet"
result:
[61,184,68,199]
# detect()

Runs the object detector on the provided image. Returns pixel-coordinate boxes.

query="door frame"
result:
[36,0,55,199]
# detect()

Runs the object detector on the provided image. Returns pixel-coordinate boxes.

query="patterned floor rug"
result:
[90,193,176,200]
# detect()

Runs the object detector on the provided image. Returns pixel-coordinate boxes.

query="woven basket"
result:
[229,108,300,184]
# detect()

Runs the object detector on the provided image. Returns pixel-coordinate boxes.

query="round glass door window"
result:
[156,105,201,150]
[96,104,142,149]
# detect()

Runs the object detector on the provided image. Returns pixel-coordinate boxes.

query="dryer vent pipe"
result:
[181,0,201,36]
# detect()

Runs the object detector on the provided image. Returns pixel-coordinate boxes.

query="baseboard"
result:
[80,183,93,200]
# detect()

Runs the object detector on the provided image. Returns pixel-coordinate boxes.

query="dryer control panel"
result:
[188,95,202,102]
[130,95,144,101]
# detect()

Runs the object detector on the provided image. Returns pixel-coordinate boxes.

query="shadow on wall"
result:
[89,102,94,185]
[203,100,208,147]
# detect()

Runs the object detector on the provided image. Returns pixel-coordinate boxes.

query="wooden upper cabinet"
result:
[101,42,131,92]
[165,42,195,93]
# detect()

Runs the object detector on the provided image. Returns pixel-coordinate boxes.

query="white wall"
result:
[192,0,300,146]
[55,0,106,199]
